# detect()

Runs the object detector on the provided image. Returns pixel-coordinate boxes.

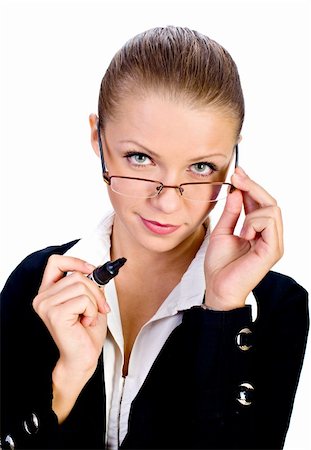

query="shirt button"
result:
[4,434,15,449]
[236,327,253,351]
[23,412,39,435]
[236,382,255,406]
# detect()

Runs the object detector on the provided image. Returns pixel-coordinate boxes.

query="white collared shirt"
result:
[64,209,256,449]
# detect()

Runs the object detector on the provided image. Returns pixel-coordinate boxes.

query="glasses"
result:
[97,124,239,203]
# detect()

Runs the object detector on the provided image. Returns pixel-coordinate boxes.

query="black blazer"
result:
[0,241,309,449]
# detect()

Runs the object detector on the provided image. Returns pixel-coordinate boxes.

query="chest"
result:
[115,278,179,376]
[118,293,165,376]
[103,301,185,446]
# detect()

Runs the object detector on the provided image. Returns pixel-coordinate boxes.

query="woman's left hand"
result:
[204,167,284,310]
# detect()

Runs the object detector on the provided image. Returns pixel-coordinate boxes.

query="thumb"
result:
[212,188,243,236]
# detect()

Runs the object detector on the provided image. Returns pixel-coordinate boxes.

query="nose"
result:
[149,185,182,214]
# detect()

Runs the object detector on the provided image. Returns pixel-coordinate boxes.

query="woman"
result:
[0,26,308,450]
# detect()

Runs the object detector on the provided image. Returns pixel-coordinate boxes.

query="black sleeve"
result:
[177,304,258,450]
[251,272,309,449]
[182,272,309,449]
[121,272,309,450]
[0,241,104,450]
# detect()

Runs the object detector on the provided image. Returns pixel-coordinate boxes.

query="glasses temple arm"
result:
[234,144,239,168]
[97,122,108,174]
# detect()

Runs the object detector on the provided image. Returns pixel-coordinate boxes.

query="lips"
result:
[147,219,177,227]
[140,217,181,235]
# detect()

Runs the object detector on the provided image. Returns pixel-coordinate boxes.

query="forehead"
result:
[106,93,238,157]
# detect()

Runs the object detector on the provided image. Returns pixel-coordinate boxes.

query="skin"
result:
[32,93,283,423]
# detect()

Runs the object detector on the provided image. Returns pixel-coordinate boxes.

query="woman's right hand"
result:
[32,255,110,422]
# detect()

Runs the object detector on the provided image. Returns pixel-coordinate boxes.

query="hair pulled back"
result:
[98,26,244,136]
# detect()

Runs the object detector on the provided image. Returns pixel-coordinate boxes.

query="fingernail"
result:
[104,302,111,313]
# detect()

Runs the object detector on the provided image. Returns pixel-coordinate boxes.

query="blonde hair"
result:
[98,26,244,136]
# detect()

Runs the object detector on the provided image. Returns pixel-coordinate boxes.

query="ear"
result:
[89,113,100,157]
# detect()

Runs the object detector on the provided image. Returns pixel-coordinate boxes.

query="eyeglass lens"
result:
[110,177,231,202]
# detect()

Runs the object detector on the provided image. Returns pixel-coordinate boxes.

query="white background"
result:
[0,0,310,448]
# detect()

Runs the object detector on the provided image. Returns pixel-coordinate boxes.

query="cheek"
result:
[188,201,215,224]
[107,188,141,213]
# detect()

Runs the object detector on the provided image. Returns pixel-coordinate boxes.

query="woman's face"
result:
[91,93,239,254]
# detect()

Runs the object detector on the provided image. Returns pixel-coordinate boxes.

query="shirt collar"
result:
[64,209,114,266]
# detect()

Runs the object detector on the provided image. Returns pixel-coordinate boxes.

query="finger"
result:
[34,281,100,316]
[212,188,243,236]
[240,206,284,255]
[241,205,283,246]
[241,190,260,216]
[232,167,277,214]
[244,218,281,263]
[36,271,109,314]
[48,295,99,328]
[39,255,95,292]
[33,276,110,318]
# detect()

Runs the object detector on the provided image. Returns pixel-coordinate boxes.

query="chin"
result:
[137,236,185,254]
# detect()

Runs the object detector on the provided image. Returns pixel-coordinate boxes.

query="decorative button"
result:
[4,434,15,450]
[23,412,39,435]
[236,382,255,406]
[236,327,253,351]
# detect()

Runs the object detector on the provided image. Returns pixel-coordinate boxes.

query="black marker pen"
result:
[88,257,127,287]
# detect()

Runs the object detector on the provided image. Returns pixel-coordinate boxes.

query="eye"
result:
[189,162,217,177]
[124,152,152,166]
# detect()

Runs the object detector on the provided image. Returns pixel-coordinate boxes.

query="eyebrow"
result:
[118,139,228,161]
